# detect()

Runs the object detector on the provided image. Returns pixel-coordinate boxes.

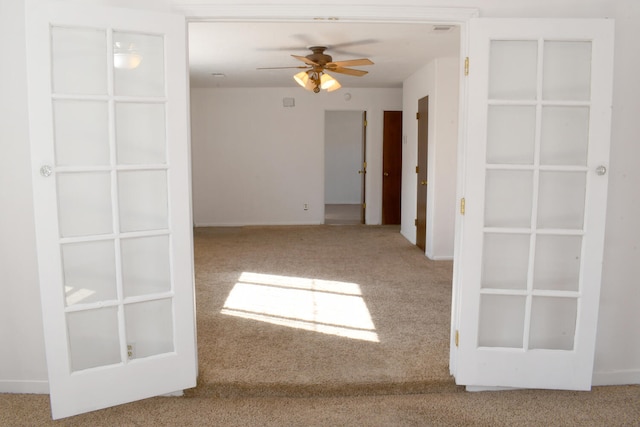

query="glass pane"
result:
[540,107,590,166]
[489,40,538,100]
[67,307,120,371]
[51,27,107,95]
[54,100,110,166]
[543,41,592,101]
[537,171,586,229]
[114,32,165,97]
[62,240,117,306]
[485,170,533,228]
[533,235,582,292]
[487,106,536,165]
[125,299,174,359]
[478,295,525,348]
[116,103,166,165]
[118,170,168,232]
[57,172,113,237]
[482,233,530,290]
[529,297,577,350]
[121,235,171,298]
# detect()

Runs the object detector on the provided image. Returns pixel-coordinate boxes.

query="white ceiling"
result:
[188,21,460,89]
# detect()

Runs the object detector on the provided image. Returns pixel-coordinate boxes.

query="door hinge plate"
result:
[416,112,420,120]
[460,198,466,215]
[415,166,419,174]
[455,330,459,347]
[364,119,368,127]
[464,57,469,76]
[363,203,366,209]
[414,218,418,226]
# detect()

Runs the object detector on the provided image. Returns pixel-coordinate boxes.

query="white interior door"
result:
[454,18,614,390]
[26,1,196,419]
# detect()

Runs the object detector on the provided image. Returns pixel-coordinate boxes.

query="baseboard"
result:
[194,221,324,227]
[592,369,640,386]
[430,255,454,261]
[0,380,49,394]
[425,251,454,261]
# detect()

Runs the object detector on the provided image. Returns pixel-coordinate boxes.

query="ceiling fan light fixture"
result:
[293,71,309,88]
[320,73,339,90]
[327,79,342,92]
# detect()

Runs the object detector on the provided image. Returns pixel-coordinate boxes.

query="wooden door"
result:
[454,18,614,390]
[26,0,197,419]
[416,97,429,250]
[360,111,367,224]
[382,111,403,225]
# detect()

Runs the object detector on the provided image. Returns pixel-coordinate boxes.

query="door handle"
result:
[421,180,427,186]
[383,172,389,176]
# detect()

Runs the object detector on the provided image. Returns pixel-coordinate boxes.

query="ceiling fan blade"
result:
[328,58,374,67]
[292,54,318,66]
[329,67,369,77]
[257,66,309,70]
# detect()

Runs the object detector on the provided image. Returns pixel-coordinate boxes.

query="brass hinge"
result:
[460,198,466,215]
[414,218,418,226]
[464,57,469,76]
[416,112,420,120]
[363,161,367,169]
[415,166,419,174]
[455,330,459,347]
[363,203,367,209]
[363,119,368,127]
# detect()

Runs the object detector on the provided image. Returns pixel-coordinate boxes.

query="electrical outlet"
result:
[303,203,309,210]
[127,343,136,360]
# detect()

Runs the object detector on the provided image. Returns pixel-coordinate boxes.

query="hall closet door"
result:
[26,1,196,419]
[454,18,614,390]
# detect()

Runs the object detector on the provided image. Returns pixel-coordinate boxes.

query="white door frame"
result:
[177,4,477,378]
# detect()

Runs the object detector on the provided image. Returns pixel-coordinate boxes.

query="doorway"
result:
[382,110,403,225]
[416,96,429,251]
[324,110,366,225]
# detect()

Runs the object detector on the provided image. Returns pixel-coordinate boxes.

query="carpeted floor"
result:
[2,225,639,425]
[190,225,457,397]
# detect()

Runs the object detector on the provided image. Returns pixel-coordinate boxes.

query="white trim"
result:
[0,380,49,394]
[194,221,324,227]
[592,370,640,386]
[428,255,455,261]
[175,5,479,23]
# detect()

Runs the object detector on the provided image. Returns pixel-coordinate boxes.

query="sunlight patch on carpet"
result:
[221,272,379,342]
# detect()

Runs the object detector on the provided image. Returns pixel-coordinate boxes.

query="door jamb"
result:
[179,3,477,382]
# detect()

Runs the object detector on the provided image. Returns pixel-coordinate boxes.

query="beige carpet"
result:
[3,225,639,425]
[190,225,457,397]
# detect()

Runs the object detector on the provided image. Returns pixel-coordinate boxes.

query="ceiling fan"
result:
[258,46,374,93]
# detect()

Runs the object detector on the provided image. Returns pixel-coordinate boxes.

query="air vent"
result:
[432,25,453,32]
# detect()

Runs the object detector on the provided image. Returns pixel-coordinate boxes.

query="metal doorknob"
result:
[421,180,427,186]
[40,165,53,177]
[596,165,607,176]
[383,172,389,176]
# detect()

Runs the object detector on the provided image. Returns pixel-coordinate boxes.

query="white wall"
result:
[0,0,49,394]
[401,58,460,260]
[190,87,401,226]
[324,111,363,205]
[3,0,639,393]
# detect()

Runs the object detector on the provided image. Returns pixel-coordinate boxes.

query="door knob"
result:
[40,165,53,177]
[383,172,389,176]
[596,165,607,176]
[420,180,427,186]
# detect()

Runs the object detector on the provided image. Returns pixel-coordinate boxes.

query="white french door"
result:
[26,1,196,419]
[454,19,614,390]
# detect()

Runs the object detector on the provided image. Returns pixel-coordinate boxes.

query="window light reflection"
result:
[221,272,379,342]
